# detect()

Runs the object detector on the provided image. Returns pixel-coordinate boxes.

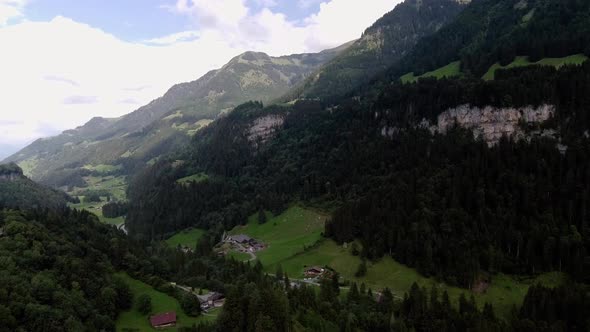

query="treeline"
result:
[0,209,133,331]
[102,201,128,218]
[180,264,590,332]
[128,64,590,287]
[388,0,590,79]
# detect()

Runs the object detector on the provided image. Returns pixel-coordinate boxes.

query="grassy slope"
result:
[228,206,564,320]
[69,199,125,227]
[229,206,327,271]
[401,55,588,83]
[401,61,462,83]
[279,239,564,319]
[177,173,209,185]
[227,251,252,262]
[483,54,588,80]
[165,228,206,249]
[115,273,216,331]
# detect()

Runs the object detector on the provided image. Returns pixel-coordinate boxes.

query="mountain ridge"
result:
[4,45,350,185]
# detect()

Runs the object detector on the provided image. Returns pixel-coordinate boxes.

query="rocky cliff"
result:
[434,104,555,145]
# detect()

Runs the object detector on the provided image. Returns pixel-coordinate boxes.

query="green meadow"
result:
[482,54,588,80]
[230,206,565,320]
[115,273,216,331]
[177,173,210,185]
[228,206,327,271]
[278,239,564,319]
[165,228,206,249]
[69,199,125,227]
[400,54,588,83]
[401,61,462,83]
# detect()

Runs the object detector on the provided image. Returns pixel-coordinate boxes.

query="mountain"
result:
[0,163,74,210]
[3,45,349,189]
[124,0,590,329]
[388,0,590,80]
[282,0,468,102]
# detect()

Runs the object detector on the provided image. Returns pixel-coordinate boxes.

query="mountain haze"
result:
[4,45,349,186]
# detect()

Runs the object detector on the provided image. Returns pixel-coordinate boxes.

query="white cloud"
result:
[298,0,324,9]
[0,0,401,153]
[0,0,26,25]
[163,0,401,54]
[0,16,245,149]
[252,0,278,7]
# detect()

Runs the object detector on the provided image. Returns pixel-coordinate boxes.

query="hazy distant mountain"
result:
[3,44,350,187]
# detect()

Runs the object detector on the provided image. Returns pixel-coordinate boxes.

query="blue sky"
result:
[23,0,323,42]
[0,0,400,159]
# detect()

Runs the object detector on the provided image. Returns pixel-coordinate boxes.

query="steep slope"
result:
[126,0,590,297]
[282,0,468,102]
[388,0,590,79]
[4,46,348,188]
[0,163,73,210]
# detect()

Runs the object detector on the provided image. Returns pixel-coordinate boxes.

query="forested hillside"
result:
[283,0,467,102]
[388,0,590,79]
[124,0,590,327]
[0,163,74,210]
[3,46,348,190]
[5,0,590,331]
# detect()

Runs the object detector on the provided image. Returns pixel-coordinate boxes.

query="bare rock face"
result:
[434,104,555,145]
[248,114,285,145]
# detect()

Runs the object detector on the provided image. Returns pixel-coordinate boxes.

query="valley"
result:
[204,206,565,320]
[1,0,590,331]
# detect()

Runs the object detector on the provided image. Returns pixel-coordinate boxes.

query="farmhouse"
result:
[150,312,177,329]
[304,266,325,277]
[229,234,252,244]
[198,292,226,311]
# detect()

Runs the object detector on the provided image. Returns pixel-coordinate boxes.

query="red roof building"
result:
[150,312,177,328]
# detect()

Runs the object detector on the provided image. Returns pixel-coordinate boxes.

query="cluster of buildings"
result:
[150,312,177,329]
[226,234,266,252]
[304,266,326,278]
[198,292,226,311]
[148,292,226,328]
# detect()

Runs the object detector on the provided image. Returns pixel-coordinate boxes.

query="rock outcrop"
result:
[248,115,285,145]
[434,104,555,145]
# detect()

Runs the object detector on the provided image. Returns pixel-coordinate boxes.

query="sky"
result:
[0,0,400,160]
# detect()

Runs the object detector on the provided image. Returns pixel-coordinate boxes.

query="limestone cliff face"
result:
[380,104,556,146]
[434,104,555,145]
[248,115,285,145]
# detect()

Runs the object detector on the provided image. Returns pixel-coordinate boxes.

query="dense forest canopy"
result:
[0,164,76,211]
[384,0,590,79]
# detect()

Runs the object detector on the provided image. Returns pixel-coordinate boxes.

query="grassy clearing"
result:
[69,199,125,227]
[401,61,462,83]
[227,250,252,262]
[229,206,327,272]
[483,54,588,80]
[165,228,206,249]
[83,175,128,201]
[278,239,565,319]
[115,273,216,331]
[83,164,122,174]
[177,173,209,185]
